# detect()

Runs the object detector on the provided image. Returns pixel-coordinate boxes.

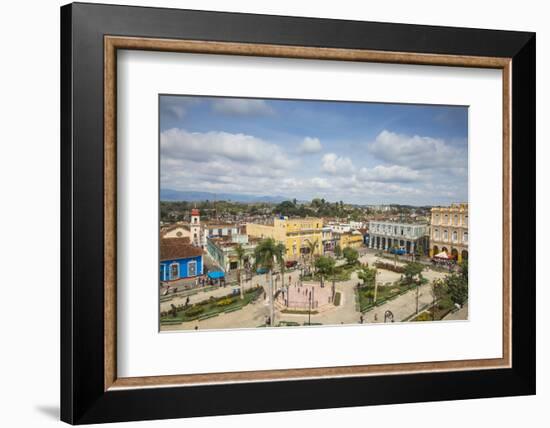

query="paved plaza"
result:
[161,249,453,331]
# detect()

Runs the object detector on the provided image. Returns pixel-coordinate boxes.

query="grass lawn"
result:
[160,285,264,325]
[357,282,416,312]
[302,262,360,282]
[410,296,456,321]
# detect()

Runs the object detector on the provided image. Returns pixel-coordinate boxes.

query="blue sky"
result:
[160,95,468,205]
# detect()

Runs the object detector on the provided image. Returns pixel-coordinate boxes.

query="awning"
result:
[207,271,225,279]
[434,251,449,259]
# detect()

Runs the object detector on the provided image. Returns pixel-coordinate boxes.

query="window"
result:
[464,232,468,243]
[444,214,448,224]
[170,263,179,280]
[434,229,439,239]
[443,230,448,241]
[452,231,458,242]
[454,214,458,225]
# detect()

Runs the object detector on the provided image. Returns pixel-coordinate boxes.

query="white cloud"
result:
[368,130,467,169]
[321,153,355,175]
[298,137,322,154]
[211,99,274,116]
[160,97,200,120]
[310,177,332,189]
[161,128,296,170]
[358,165,421,183]
[160,128,301,195]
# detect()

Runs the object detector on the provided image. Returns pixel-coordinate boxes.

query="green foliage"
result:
[342,247,359,265]
[315,256,336,277]
[403,262,425,285]
[459,259,468,281]
[412,312,432,322]
[253,238,283,273]
[374,261,405,273]
[185,306,204,317]
[216,297,235,307]
[357,266,377,288]
[446,272,468,306]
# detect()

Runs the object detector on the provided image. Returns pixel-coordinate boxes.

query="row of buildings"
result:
[159,203,469,282]
[367,203,469,262]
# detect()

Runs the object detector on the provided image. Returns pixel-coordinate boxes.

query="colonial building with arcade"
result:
[429,203,468,262]
[368,220,429,255]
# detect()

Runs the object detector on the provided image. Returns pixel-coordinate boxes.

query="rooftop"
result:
[160,238,203,261]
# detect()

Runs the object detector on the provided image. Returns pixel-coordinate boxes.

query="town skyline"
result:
[160,95,468,206]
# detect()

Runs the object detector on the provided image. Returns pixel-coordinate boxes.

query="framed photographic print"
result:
[61,2,536,424]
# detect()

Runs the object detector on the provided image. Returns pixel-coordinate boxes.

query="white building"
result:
[368,220,429,255]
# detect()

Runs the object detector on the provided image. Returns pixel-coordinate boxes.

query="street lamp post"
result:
[308,291,312,326]
[416,283,420,314]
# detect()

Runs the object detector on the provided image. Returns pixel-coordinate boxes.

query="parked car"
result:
[285,260,298,269]
[390,247,407,255]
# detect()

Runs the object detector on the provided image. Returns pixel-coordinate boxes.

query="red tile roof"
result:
[160,238,203,261]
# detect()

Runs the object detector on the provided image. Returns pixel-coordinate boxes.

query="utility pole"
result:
[416,284,420,314]
[308,291,312,326]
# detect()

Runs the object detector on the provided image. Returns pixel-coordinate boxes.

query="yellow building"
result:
[246,217,324,260]
[338,231,364,249]
[429,203,468,262]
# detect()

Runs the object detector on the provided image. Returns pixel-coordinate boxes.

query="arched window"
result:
[452,231,458,242]
[454,214,458,225]
[443,230,448,241]
[464,232,468,243]
[434,229,439,239]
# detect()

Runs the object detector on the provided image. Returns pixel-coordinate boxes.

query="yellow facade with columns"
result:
[429,203,468,262]
[246,217,324,260]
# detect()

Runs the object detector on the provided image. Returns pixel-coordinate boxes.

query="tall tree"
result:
[446,273,468,307]
[403,262,424,285]
[315,256,335,287]
[343,246,359,266]
[357,266,377,288]
[358,266,378,302]
[305,238,319,271]
[430,278,445,320]
[253,238,284,326]
[234,244,246,300]
[275,242,287,291]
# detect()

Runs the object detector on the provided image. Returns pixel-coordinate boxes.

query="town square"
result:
[159,95,469,331]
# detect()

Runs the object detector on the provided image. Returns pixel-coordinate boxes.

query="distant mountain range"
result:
[160,189,289,203]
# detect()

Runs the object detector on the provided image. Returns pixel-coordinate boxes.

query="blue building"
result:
[160,238,204,281]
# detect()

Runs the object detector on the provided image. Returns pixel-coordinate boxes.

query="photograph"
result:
[158,95,469,331]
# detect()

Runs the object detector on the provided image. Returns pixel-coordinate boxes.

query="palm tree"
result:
[253,238,284,326]
[305,238,319,273]
[234,244,246,300]
[275,243,286,291]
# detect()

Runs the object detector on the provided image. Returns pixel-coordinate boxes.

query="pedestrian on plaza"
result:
[185,296,190,307]
[374,313,378,321]
[360,315,364,324]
